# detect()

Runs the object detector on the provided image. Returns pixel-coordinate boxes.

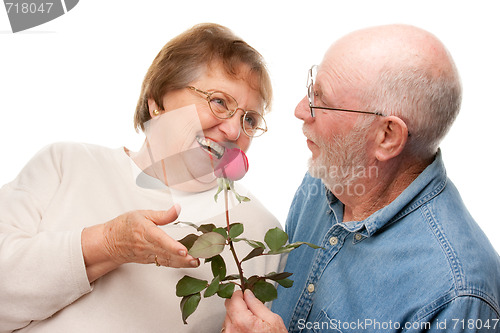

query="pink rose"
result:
[214,148,249,181]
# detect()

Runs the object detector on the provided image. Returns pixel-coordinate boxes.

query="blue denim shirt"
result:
[272,151,500,332]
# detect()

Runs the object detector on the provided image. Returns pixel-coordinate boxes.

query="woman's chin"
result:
[170,176,218,193]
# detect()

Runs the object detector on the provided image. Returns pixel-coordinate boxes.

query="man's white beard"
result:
[306,121,371,193]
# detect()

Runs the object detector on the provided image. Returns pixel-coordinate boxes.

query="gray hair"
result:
[363,58,462,159]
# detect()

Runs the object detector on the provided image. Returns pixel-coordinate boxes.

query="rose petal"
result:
[214,148,249,181]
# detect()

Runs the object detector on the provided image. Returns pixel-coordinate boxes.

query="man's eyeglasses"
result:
[187,86,267,138]
[307,65,385,118]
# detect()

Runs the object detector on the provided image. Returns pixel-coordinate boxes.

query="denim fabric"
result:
[272,151,500,332]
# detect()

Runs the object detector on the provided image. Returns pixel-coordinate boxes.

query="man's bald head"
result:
[319,24,462,159]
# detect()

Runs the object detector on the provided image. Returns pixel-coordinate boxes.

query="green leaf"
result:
[227,180,251,203]
[276,278,294,288]
[176,276,208,297]
[241,247,265,262]
[188,232,226,259]
[288,241,322,250]
[214,179,224,202]
[228,223,244,239]
[267,246,295,255]
[204,276,220,298]
[178,234,199,251]
[232,238,266,249]
[268,241,323,255]
[173,221,199,229]
[264,272,293,281]
[252,280,278,303]
[217,283,235,299]
[210,255,226,280]
[222,274,241,281]
[234,192,251,203]
[180,293,201,324]
[212,227,228,239]
[264,228,288,252]
[246,275,261,289]
[197,223,216,233]
[221,178,231,190]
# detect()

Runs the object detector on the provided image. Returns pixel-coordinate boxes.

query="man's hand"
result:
[223,289,287,333]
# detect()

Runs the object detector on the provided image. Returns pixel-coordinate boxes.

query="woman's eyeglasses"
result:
[187,86,267,138]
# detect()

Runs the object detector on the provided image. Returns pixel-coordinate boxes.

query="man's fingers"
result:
[244,289,288,332]
[243,289,276,322]
[224,290,259,332]
[225,290,253,321]
[225,290,245,311]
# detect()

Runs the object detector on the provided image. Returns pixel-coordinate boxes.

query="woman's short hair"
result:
[134,23,272,132]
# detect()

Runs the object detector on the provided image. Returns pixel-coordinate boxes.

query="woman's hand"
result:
[82,205,199,283]
[223,290,287,333]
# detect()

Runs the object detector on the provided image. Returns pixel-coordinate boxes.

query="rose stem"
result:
[224,184,246,291]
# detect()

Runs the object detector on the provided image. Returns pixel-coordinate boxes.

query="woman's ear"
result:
[374,116,409,162]
[148,99,162,118]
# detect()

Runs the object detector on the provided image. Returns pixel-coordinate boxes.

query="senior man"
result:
[223,24,500,332]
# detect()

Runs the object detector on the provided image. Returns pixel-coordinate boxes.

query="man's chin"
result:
[307,157,327,179]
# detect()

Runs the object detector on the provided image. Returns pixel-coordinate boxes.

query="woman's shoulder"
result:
[39,141,115,155]
[24,142,122,174]
[33,142,122,164]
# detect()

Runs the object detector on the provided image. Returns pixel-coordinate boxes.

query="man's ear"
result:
[147,99,161,118]
[374,116,409,162]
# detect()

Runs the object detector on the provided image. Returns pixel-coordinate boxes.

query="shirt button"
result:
[329,236,338,246]
[307,284,315,293]
[354,233,363,241]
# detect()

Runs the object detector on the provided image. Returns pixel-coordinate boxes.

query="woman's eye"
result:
[243,114,257,129]
[211,97,226,107]
[209,97,229,113]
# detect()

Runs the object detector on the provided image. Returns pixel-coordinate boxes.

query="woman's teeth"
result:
[196,137,225,159]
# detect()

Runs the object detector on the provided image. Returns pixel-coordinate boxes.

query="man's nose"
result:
[295,95,313,121]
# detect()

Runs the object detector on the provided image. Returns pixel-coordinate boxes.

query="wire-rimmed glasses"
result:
[187,86,267,137]
[307,65,385,118]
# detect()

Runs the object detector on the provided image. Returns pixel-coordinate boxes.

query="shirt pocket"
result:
[311,310,343,333]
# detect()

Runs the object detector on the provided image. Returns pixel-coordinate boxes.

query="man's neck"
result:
[338,157,431,222]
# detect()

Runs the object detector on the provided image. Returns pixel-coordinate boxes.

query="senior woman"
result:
[0,23,281,332]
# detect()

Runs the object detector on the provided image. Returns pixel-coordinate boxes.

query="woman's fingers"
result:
[103,207,198,268]
[142,206,199,268]
[144,204,181,226]
[146,226,199,268]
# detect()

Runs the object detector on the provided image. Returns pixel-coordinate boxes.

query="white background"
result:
[1,0,498,252]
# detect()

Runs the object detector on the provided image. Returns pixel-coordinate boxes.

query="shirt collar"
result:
[324,149,447,237]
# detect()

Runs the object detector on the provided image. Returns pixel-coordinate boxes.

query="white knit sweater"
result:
[0,142,282,333]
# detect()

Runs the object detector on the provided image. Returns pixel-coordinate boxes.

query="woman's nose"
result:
[219,114,241,141]
[295,95,313,122]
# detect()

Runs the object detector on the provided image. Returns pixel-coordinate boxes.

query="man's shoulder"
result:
[403,188,500,311]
